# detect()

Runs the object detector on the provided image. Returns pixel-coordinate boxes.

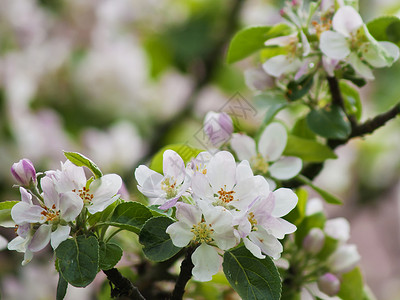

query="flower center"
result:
[248,212,258,231]
[217,186,235,204]
[250,153,269,174]
[40,204,60,222]
[73,187,94,205]
[161,177,178,199]
[191,222,214,244]
[312,18,332,38]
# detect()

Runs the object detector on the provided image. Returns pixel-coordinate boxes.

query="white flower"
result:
[7,223,34,266]
[319,6,399,79]
[324,217,350,242]
[235,189,297,259]
[135,150,190,209]
[166,202,237,281]
[49,160,122,214]
[230,122,302,180]
[191,151,264,211]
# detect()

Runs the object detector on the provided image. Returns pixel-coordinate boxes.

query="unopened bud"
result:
[318,273,340,296]
[303,228,325,254]
[203,112,233,148]
[327,244,360,274]
[11,159,36,186]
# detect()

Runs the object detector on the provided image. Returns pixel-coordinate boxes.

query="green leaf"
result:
[63,151,103,179]
[98,242,123,270]
[0,201,18,210]
[286,75,314,101]
[291,117,316,140]
[139,216,182,262]
[56,273,68,300]
[149,144,203,174]
[56,235,99,287]
[295,212,326,247]
[337,267,364,300]
[87,199,122,227]
[340,81,362,121]
[148,205,173,218]
[306,105,351,140]
[227,23,293,63]
[103,202,153,234]
[367,16,400,46]
[284,135,337,162]
[254,92,288,126]
[297,175,342,205]
[317,236,338,260]
[0,201,19,227]
[223,245,281,300]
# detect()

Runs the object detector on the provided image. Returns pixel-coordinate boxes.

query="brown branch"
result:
[170,246,196,300]
[103,268,145,300]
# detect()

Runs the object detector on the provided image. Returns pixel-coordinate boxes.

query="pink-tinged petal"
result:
[244,67,275,91]
[203,112,233,147]
[175,202,202,227]
[191,243,221,282]
[328,244,360,274]
[135,165,161,186]
[59,192,83,221]
[248,230,283,259]
[166,222,194,247]
[159,197,179,210]
[192,172,213,201]
[244,237,265,259]
[57,161,86,192]
[163,150,185,183]
[324,218,350,242]
[263,217,296,239]
[19,187,32,204]
[230,133,257,161]
[262,55,302,77]
[271,188,298,218]
[50,225,70,250]
[41,176,59,209]
[322,56,339,77]
[11,159,36,186]
[269,156,302,180]
[236,160,254,182]
[11,202,44,224]
[28,224,51,252]
[207,151,236,192]
[348,52,374,80]
[265,34,297,47]
[252,194,275,217]
[320,31,350,60]
[332,6,363,37]
[258,123,287,162]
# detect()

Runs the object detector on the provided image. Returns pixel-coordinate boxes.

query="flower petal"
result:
[324,217,350,242]
[41,176,60,209]
[362,41,399,68]
[207,151,236,192]
[28,224,52,252]
[248,230,283,259]
[332,6,363,37]
[328,244,360,274]
[50,225,70,249]
[271,188,298,218]
[166,222,194,247]
[175,202,202,227]
[19,187,32,204]
[269,156,302,180]
[59,191,84,221]
[0,235,7,251]
[258,122,287,161]
[11,202,44,224]
[230,133,257,161]
[163,150,186,183]
[243,237,265,259]
[135,165,161,186]
[192,172,213,201]
[191,243,221,282]
[348,52,374,80]
[262,55,302,77]
[320,31,350,60]
[263,217,297,239]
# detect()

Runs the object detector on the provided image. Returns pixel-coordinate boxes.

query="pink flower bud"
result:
[203,112,233,148]
[11,159,36,186]
[317,273,341,296]
[303,228,325,254]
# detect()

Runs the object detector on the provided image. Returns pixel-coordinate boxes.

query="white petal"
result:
[348,52,374,80]
[11,202,44,224]
[207,151,236,193]
[248,230,283,259]
[175,202,202,227]
[269,157,302,180]
[135,165,161,186]
[362,41,399,68]
[271,188,298,218]
[41,176,59,209]
[191,172,213,201]
[258,123,287,162]
[166,222,194,247]
[324,218,350,242]
[191,243,221,282]
[301,30,311,56]
[328,244,360,274]
[332,6,363,37]
[265,34,297,47]
[59,192,84,221]
[320,31,350,60]
[28,224,51,252]
[22,250,34,265]
[163,150,186,183]
[19,187,32,204]
[8,236,27,252]
[50,225,70,249]
[203,207,236,250]
[230,133,257,161]
[235,160,254,182]
[88,194,120,214]
[263,217,297,239]
[244,237,265,259]
[262,55,302,77]
[306,198,324,216]
[89,174,122,213]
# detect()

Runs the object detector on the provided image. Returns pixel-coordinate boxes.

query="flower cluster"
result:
[8,159,122,265]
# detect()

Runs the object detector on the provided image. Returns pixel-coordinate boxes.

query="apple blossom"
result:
[135,150,190,209]
[303,227,325,254]
[11,159,36,186]
[166,202,236,281]
[203,111,233,148]
[230,122,302,180]
[327,244,360,274]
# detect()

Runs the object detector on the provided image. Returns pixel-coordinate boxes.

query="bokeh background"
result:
[0,0,400,299]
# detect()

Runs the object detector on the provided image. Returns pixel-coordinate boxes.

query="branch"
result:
[170,246,196,300]
[103,268,145,300]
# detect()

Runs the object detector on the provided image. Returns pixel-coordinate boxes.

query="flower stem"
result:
[170,246,196,300]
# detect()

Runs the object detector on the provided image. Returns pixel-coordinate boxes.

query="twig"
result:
[170,246,196,300]
[103,268,145,300]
